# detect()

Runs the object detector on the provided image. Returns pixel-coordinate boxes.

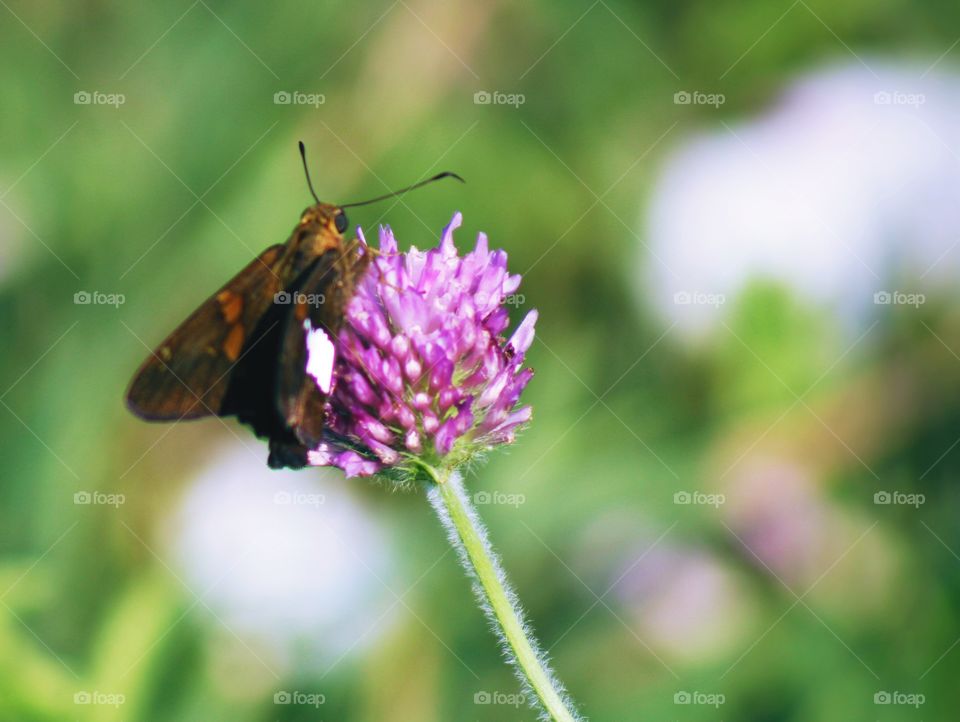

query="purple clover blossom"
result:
[306,212,537,478]
[301,214,581,721]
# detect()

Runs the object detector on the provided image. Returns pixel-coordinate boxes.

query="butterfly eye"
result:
[334,211,348,233]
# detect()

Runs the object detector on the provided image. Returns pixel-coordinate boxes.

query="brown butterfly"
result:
[126,142,462,468]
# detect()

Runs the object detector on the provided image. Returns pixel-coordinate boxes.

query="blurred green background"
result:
[3,0,960,720]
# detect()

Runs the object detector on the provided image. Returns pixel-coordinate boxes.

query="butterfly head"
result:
[299,203,349,236]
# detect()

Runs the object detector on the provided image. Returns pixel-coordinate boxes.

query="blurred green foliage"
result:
[3,0,960,720]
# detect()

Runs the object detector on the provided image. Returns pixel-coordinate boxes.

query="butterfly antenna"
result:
[298,141,321,204]
[341,171,465,209]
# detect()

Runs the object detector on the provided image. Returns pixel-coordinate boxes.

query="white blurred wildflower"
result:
[646,61,960,336]
[168,444,398,675]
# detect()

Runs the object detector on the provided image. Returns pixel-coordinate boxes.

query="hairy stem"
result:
[425,466,582,722]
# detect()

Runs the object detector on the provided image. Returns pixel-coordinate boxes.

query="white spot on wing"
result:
[304,320,336,394]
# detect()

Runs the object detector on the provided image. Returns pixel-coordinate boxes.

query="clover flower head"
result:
[307,213,537,478]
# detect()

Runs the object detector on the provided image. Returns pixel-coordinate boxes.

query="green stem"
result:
[424,465,582,722]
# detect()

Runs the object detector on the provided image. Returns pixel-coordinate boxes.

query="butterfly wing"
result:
[269,243,372,466]
[125,244,286,421]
